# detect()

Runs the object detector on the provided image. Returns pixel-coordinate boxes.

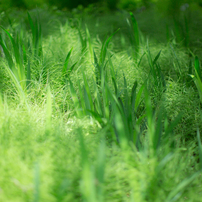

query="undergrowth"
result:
[0,6,202,202]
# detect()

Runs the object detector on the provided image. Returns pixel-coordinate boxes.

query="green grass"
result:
[0,5,202,202]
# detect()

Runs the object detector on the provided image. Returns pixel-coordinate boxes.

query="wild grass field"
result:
[0,3,202,202]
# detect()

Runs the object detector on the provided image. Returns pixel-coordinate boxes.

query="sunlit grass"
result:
[0,6,202,202]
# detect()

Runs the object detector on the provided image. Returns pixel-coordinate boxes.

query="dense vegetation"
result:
[0,1,202,201]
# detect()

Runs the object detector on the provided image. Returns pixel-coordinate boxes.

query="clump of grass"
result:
[0,7,202,202]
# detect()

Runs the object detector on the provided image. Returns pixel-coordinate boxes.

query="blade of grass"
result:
[93,50,101,86]
[144,87,155,154]
[170,44,181,78]
[153,50,161,66]
[113,104,127,149]
[78,128,96,202]
[130,12,140,58]
[190,56,202,102]
[123,74,129,116]
[85,25,93,63]
[33,162,40,202]
[26,60,31,89]
[62,47,77,81]
[166,172,200,202]
[69,80,83,117]
[78,27,87,54]
[96,139,105,202]
[194,56,201,80]
[135,83,145,112]
[99,28,120,67]
[46,85,52,130]
[184,15,189,48]
[83,72,94,111]
[62,47,73,75]
[0,35,14,69]
[197,128,202,170]
[27,12,43,59]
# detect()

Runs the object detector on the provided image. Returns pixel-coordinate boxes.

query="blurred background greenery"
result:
[0,0,202,13]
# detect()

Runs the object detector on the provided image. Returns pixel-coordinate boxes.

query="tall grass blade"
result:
[78,128,96,202]
[0,26,21,66]
[62,47,73,75]
[33,162,40,202]
[184,15,189,48]
[77,78,85,112]
[92,78,103,116]
[165,172,200,202]
[131,80,137,119]
[164,113,182,148]
[114,105,127,149]
[93,50,101,86]
[46,85,52,129]
[1,27,23,69]
[26,60,31,89]
[0,35,14,69]
[137,51,146,66]
[170,44,181,78]
[62,47,77,81]
[99,28,120,66]
[153,50,161,66]
[166,23,170,43]
[194,56,201,80]
[27,12,35,38]
[144,87,155,153]
[83,72,94,111]
[83,86,91,113]
[27,12,43,59]
[197,128,202,170]
[123,74,129,115]
[173,18,182,44]
[85,25,93,62]
[112,77,118,96]
[69,80,83,117]
[4,65,25,99]
[96,139,105,202]
[78,127,88,168]
[134,83,145,112]
[78,27,87,54]
[191,56,202,102]
[130,12,140,58]
[153,107,164,152]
